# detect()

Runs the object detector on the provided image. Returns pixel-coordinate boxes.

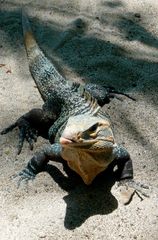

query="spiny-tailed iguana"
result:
[1,10,147,201]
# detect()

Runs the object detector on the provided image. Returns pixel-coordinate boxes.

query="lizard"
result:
[1,10,147,202]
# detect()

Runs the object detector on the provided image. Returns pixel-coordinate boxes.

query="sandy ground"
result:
[0,0,158,239]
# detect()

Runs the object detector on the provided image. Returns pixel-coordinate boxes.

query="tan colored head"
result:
[60,114,115,150]
[60,114,116,185]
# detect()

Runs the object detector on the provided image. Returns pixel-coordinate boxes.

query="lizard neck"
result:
[61,147,114,185]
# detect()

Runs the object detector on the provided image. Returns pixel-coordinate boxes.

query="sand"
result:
[0,0,158,239]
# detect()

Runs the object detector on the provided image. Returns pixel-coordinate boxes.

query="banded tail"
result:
[21,9,67,101]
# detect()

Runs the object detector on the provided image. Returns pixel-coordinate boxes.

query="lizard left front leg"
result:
[112,144,133,180]
[112,145,149,204]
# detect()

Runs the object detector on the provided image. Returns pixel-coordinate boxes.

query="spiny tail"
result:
[22,9,67,101]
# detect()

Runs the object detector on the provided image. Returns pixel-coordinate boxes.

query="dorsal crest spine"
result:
[72,82,101,115]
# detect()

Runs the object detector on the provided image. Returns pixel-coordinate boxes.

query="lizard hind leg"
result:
[84,83,136,106]
[1,114,38,155]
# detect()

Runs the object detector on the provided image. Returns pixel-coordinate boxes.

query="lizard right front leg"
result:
[14,143,62,186]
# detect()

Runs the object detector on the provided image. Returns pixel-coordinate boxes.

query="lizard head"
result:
[60,114,116,185]
[60,114,115,150]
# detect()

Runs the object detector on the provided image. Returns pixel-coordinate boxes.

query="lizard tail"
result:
[22,9,40,60]
[21,9,67,102]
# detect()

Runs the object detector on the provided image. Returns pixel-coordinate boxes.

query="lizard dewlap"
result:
[60,114,115,185]
[61,146,115,185]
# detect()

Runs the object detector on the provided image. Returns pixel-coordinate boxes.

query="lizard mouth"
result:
[59,137,97,148]
[60,137,74,144]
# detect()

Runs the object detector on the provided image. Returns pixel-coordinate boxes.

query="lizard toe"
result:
[11,168,35,190]
[116,179,151,204]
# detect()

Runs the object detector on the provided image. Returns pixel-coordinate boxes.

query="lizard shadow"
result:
[46,161,118,230]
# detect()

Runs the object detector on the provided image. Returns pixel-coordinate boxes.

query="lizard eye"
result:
[88,123,98,132]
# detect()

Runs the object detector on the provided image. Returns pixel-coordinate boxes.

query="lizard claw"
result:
[117,179,150,205]
[82,83,136,106]
[17,125,38,154]
[1,122,17,135]
[11,167,35,189]
[102,85,136,102]
[1,117,38,154]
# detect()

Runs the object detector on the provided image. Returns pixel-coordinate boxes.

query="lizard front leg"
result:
[112,144,133,180]
[14,143,62,186]
[112,145,149,204]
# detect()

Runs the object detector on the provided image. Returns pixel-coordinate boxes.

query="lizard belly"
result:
[61,147,114,185]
